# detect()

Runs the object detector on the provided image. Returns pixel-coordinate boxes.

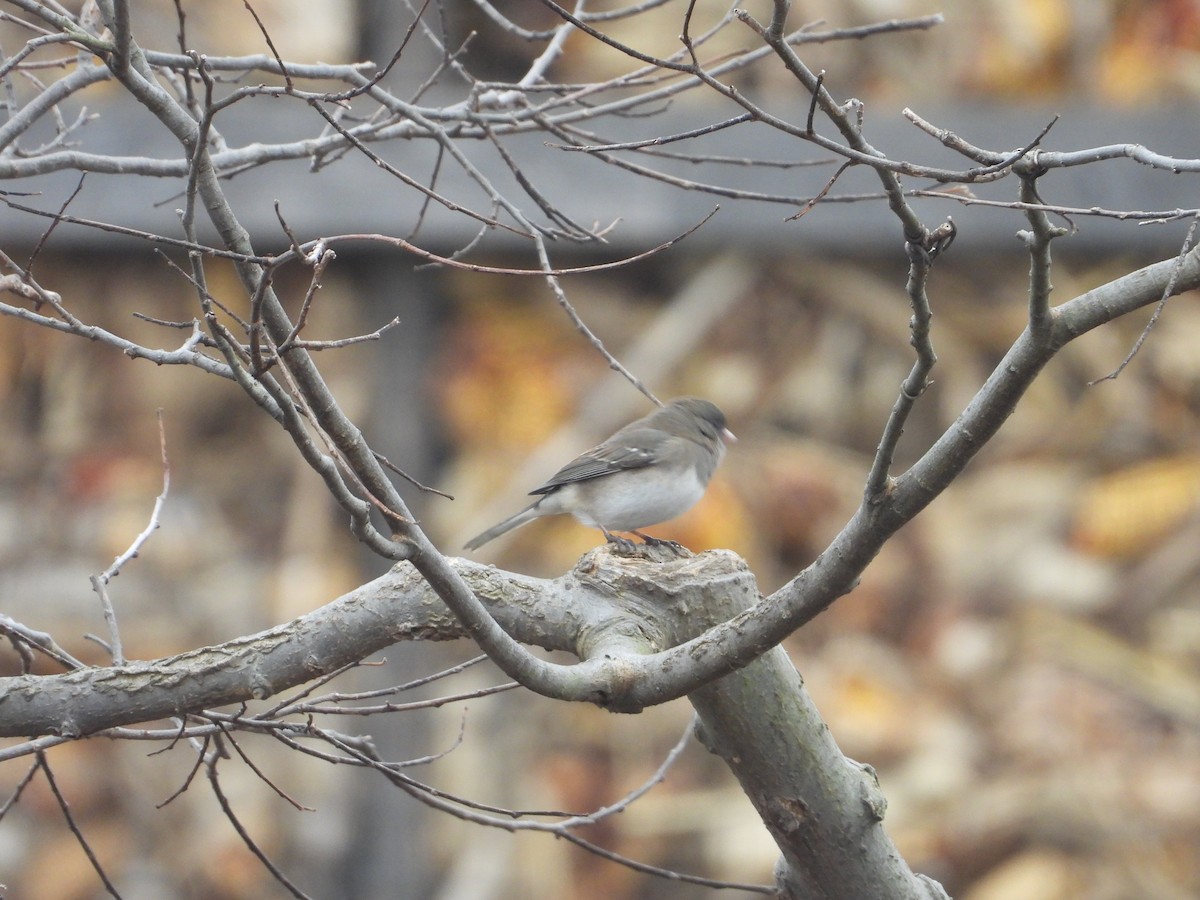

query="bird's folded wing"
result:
[529,435,659,494]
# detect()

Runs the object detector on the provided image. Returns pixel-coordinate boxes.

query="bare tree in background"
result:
[1,1,1198,897]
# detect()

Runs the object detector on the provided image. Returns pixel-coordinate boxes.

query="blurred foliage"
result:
[434,246,1200,898]
[25,0,1199,108]
[5,240,1200,897]
[479,0,1200,107]
[2,2,1200,899]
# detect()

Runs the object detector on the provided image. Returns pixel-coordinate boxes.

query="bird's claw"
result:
[633,532,688,555]
[602,530,641,554]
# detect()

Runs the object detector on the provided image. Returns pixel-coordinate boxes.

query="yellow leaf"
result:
[1072,456,1200,558]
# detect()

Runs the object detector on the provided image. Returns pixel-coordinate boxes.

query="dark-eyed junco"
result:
[464,397,735,551]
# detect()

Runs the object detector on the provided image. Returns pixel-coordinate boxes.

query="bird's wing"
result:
[529,428,660,494]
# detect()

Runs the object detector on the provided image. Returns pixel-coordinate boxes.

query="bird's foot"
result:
[602,530,641,555]
[631,531,689,556]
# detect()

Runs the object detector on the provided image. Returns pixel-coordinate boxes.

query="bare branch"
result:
[37,751,123,899]
[302,718,774,893]
[1015,157,1070,336]
[0,759,39,819]
[864,236,941,501]
[206,744,314,900]
[1091,213,1200,383]
[0,612,86,671]
[89,410,171,666]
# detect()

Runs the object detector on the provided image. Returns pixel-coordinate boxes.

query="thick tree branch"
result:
[0,549,715,738]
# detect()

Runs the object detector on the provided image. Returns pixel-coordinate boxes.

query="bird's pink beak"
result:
[722,427,737,444]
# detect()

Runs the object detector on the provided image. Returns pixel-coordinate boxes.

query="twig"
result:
[0,612,86,670]
[156,730,210,808]
[910,189,1200,222]
[25,171,86,276]
[554,112,753,152]
[0,194,272,263]
[282,680,520,716]
[372,447,455,499]
[281,209,718,277]
[1092,213,1200,383]
[284,319,401,352]
[864,237,940,500]
[1016,158,1070,336]
[271,655,487,714]
[0,759,39,819]
[0,734,76,764]
[89,410,170,665]
[904,107,1059,176]
[38,751,123,898]
[261,657,386,717]
[309,713,774,893]
[276,248,335,351]
[210,718,315,811]
[206,742,314,899]
[477,117,598,239]
[787,158,852,221]
[805,69,825,134]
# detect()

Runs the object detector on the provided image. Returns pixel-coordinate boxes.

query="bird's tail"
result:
[463,503,541,551]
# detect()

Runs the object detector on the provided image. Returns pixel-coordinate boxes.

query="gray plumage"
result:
[464,397,734,550]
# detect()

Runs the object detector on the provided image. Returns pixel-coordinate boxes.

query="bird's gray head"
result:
[666,397,735,444]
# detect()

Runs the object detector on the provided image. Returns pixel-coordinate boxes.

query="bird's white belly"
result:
[555,467,707,532]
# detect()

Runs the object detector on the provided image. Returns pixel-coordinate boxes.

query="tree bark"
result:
[576,551,948,898]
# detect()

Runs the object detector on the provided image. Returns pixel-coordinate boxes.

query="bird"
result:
[464,397,735,552]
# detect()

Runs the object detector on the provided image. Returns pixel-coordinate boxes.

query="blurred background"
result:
[2,1,1200,898]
